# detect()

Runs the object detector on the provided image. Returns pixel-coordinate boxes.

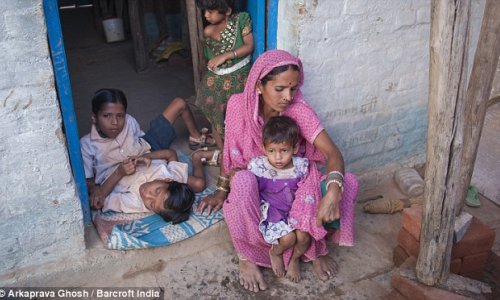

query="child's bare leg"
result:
[269,232,296,277]
[162,97,206,140]
[211,128,224,150]
[286,230,311,283]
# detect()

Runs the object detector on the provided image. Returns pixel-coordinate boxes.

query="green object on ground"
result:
[321,179,340,229]
[465,185,481,207]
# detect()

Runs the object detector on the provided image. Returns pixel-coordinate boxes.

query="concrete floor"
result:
[2,6,498,299]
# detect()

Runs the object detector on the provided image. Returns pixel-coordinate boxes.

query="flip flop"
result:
[189,128,217,150]
[201,149,221,167]
[465,185,480,207]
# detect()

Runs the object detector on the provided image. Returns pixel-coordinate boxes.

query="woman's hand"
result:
[316,186,342,226]
[198,190,226,215]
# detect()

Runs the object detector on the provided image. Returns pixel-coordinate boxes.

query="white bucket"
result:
[102,18,125,43]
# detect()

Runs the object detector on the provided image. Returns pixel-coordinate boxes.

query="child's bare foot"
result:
[286,258,301,283]
[239,259,268,293]
[312,255,337,281]
[269,246,286,277]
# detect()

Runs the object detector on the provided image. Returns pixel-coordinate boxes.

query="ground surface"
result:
[2,6,499,299]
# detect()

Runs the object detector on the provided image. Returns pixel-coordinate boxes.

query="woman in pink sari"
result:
[198,50,358,292]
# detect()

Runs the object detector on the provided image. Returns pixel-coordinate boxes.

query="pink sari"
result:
[222,50,358,268]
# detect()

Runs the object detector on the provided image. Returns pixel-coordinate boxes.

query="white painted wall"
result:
[278,0,485,185]
[0,0,85,274]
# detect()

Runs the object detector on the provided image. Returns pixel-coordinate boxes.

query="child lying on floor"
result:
[102,149,206,224]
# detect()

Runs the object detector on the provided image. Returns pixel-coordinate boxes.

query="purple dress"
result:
[247,156,309,244]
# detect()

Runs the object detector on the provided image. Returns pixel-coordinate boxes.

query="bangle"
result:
[327,170,344,180]
[326,179,344,193]
[232,50,238,58]
[217,185,229,193]
[218,176,229,182]
[217,177,230,190]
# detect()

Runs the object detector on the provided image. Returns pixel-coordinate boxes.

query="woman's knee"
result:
[230,170,258,189]
[226,170,259,207]
[344,172,359,199]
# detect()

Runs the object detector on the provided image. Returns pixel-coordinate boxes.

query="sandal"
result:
[201,149,221,167]
[189,128,217,150]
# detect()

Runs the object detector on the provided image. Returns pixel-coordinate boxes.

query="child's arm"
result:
[188,151,206,193]
[141,149,178,162]
[97,159,137,202]
[87,178,105,209]
[206,24,254,70]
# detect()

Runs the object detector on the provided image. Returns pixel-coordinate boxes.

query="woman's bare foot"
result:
[269,247,286,277]
[239,259,268,292]
[312,255,337,281]
[286,258,301,283]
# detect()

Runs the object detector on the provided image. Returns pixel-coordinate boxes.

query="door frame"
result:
[44,0,92,225]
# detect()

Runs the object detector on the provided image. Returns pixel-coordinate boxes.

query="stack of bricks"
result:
[393,205,496,280]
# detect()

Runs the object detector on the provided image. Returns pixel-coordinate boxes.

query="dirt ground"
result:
[2,6,499,299]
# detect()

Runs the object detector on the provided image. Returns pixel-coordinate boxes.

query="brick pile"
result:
[393,206,496,280]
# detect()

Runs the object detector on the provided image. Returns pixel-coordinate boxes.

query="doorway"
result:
[45,0,276,226]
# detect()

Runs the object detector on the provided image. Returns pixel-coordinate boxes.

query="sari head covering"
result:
[224,49,323,173]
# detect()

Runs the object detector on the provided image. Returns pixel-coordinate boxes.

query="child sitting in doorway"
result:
[80,88,212,222]
[247,116,310,283]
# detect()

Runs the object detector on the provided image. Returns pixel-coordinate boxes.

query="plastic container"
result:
[102,18,125,43]
[394,168,424,197]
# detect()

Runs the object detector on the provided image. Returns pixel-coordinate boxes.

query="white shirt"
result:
[80,114,151,184]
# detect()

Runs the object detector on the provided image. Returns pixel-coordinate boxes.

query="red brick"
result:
[391,267,470,300]
[459,251,489,280]
[398,227,420,258]
[450,258,462,274]
[451,218,495,259]
[401,206,422,241]
[393,245,410,267]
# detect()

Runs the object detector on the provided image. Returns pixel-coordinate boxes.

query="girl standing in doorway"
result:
[193,0,254,166]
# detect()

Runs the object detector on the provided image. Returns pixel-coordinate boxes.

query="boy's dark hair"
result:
[91,88,128,114]
[157,182,195,225]
[195,0,235,14]
[260,64,300,86]
[262,115,300,147]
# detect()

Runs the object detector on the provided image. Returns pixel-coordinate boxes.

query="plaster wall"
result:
[0,0,85,274]
[277,0,485,179]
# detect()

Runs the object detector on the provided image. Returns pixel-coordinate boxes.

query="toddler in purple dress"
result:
[247,116,309,282]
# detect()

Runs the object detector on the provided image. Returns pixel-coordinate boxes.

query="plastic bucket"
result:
[102,18,125,43]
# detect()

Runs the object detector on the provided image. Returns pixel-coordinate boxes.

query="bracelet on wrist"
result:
[232,50,238,58]
[325,179,344,193]
[327,170,344,180]
[217,185,229,193]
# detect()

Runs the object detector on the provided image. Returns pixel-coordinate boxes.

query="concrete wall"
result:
[277,0,485,184]
[0,0,85,274]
